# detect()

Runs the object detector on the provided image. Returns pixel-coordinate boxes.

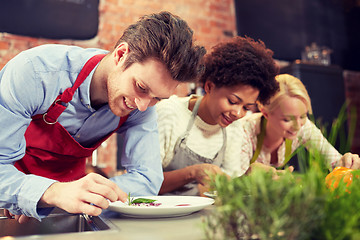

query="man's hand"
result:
[4,209,30,224]
[338,152,360,169]
[40,173,127,216]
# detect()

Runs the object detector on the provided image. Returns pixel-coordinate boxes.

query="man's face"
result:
[107,57,178,117]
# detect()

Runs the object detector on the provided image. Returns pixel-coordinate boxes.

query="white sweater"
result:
[156,95,248,177]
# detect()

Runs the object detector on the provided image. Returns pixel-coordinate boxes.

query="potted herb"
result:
[203,106,360,240]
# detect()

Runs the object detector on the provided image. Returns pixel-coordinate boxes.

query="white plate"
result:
[108,196,214,218]
[203,191,217,198]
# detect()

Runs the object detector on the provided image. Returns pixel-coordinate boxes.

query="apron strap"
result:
[184,96,203,135]
[278,139,293,169]
[249,116,293,168]
[181,96,226,149]
[250,116,266,164]
[43,54,106,124]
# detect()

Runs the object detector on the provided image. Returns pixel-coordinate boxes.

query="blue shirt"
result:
[0,44,163,220]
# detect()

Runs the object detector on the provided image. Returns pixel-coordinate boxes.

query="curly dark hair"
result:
[199,36,279,104]
[115,11,206,83]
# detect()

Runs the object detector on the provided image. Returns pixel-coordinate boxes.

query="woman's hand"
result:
[338,153,360,169]
[247,162,294,179]
[160,164,229,195]
[191,164,229,196]
[191,163,228,186]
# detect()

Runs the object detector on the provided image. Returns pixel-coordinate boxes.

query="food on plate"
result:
[127,193,162,206]
[131,198,157,204]
[131,198,162,207]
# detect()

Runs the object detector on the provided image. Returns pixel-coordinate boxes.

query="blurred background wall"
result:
[0,0,359,175]
[0,0,236,175]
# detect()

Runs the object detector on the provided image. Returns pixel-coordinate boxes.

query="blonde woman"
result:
[239,74,360,173]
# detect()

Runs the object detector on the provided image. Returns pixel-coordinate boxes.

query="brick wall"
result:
[0,0,236,68]
[0,0,236,176]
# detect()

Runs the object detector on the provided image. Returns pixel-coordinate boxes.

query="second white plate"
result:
[203,191,217,198]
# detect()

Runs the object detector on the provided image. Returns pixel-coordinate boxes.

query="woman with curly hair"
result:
[156,36,279,195]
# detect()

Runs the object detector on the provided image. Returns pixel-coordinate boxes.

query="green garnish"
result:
[131,198,157,204]
[128,192,133,206]
[127,192,156,205]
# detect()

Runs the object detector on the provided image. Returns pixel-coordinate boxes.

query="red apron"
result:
[14,54,128,182]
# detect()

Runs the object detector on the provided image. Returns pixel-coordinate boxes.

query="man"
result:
[0,11,205,222]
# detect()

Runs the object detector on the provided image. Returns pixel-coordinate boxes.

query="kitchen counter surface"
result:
[0,206,213,240]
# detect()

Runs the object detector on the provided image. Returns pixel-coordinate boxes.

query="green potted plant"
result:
[203,105,360,240]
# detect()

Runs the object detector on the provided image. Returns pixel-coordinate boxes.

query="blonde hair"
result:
[260,74,312,114]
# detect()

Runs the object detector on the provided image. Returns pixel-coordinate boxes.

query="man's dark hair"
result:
[199,36,279,104]
[115,11,206,83]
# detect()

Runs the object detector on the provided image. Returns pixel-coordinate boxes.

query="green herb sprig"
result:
[127,192,156,205]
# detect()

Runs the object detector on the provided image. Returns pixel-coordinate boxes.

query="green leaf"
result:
[131,198,157,204]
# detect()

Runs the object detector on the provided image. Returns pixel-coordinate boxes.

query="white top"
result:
[156,95,248,177]
[238,112,342,168]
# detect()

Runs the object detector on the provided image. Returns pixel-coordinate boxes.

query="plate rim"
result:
[108,195,214,218]
[203,191,217,198]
